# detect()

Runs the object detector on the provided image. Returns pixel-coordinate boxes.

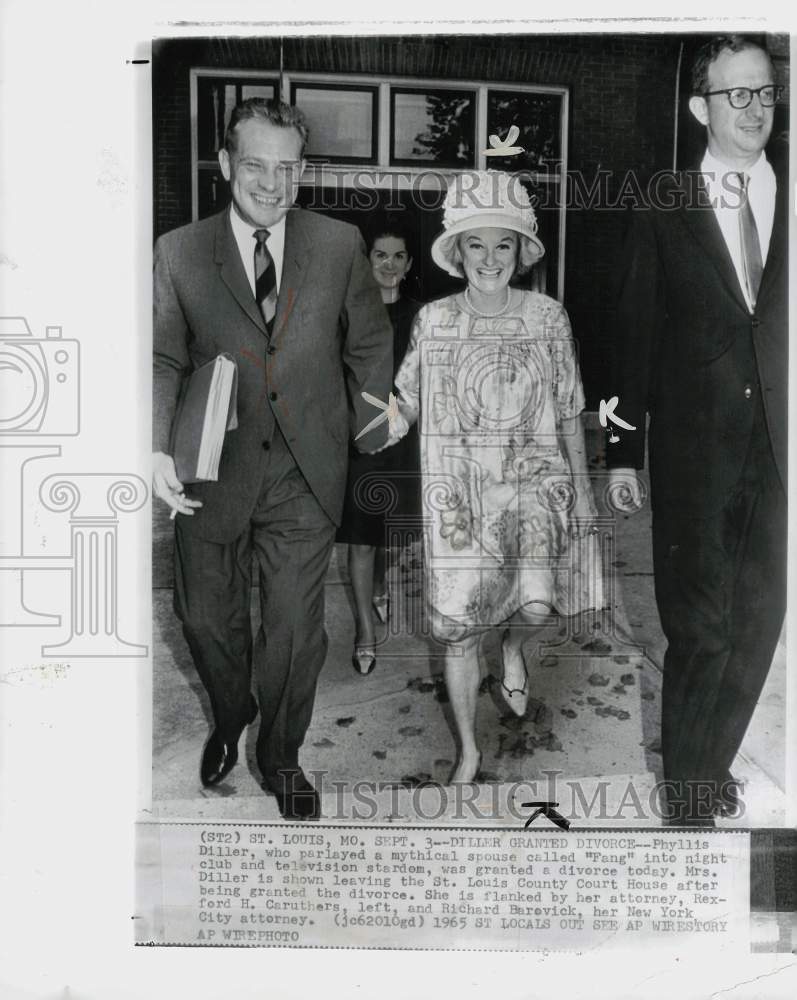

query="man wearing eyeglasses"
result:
[607,35,787,825]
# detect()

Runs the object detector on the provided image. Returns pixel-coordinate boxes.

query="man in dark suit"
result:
[152,99,395,819]
[607,36,787,825]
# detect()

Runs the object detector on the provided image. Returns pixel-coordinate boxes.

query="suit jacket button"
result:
[267,345,276,355]
[751,317,761,327]
[744,385,753,399]
[262,440,271,451]
[270,391,278,400]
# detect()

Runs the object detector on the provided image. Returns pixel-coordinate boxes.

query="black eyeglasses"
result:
[701,85,784,109]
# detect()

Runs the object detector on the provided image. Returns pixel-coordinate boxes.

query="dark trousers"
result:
[174,426,337,785]
[652,439,786,813]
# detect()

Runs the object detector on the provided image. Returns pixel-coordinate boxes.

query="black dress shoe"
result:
[663,777,718,827]
[264,770,321,821]
[201,731,239,787]
[713,772,744,818]
[666,814,716,828]
[200,695,259,787]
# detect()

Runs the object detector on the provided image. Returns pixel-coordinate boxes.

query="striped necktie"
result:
[254,228,277,332]
[736,173,763,311]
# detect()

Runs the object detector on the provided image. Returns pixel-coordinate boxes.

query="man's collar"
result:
[701,148,769,180]
[228,204,288,242]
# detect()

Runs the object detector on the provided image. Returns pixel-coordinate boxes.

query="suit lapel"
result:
[756,163,787,306]
[273,209,311,338]
[678,173,749,314]
[214,210,268,336]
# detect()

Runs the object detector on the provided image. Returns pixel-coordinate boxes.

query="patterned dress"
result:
[394,290,599,639]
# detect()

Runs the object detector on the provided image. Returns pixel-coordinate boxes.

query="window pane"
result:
[241,84,275,102]
[196,79,275,160]
[391,89,475,167]
[197,81,235,160]
[486,90,563,173]
[197,165,230,219]
[293,86,376,161]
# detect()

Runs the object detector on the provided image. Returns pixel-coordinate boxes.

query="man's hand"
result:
[356,391,409,449]
[369,409,410,455]
[153,452,203,518]
[607,468,645,513]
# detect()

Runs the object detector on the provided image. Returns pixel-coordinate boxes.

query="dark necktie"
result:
[736,173,763,310]
[254,228,277,332]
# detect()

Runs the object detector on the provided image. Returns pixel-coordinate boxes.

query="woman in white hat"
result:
[394,170,602,783]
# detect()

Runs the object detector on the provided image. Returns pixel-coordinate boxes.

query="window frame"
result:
[289,80,379,164]
[189,68,569,300]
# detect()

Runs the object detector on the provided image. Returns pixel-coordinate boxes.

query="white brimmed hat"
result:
[431,170,545,276]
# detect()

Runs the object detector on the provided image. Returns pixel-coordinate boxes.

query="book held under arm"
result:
[170,354,238,483]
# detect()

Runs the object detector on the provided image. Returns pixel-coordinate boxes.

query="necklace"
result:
[464,286,511,317]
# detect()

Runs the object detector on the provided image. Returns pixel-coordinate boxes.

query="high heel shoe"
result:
[500,635,529,718]
[372,591,390,625]
[352,644,376,676]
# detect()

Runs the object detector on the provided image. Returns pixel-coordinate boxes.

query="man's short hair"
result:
[224,98,309,158]
[691,34,771,95]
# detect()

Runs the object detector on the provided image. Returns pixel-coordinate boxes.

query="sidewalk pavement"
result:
[149,425,786,826]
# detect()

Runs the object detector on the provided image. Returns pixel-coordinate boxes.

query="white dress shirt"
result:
[700,149,776,313]
[229,205,286,295]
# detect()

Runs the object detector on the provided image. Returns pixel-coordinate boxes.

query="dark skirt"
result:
[336,428,421,546]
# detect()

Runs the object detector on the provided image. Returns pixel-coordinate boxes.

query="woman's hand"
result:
[396,393,418,427]
[385,408,410,447]
[369,404,410,453]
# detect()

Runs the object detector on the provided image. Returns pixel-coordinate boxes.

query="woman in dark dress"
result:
[337,216,421,675]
